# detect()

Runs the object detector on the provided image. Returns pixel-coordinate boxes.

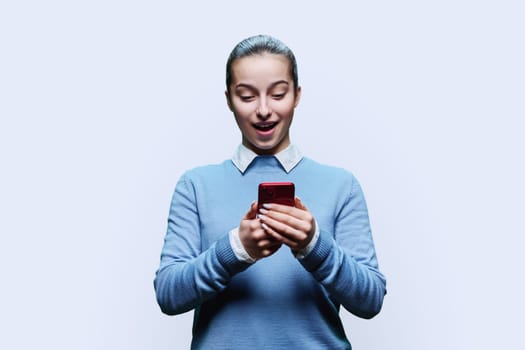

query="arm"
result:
[153,175,251,315]
[300,175,386,318]
[258,175,386,319]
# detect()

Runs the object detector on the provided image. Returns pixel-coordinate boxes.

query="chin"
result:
[257,143,285,155]
[245,134,288,155]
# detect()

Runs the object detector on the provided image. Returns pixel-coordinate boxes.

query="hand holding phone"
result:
[256,182,316,253]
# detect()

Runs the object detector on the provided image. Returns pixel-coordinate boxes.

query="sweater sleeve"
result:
[298,174,387,319]
[154,174,251,315]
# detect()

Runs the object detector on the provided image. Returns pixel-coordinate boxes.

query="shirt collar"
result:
[231,144,303,174]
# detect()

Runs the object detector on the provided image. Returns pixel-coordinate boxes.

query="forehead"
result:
[230,53,292,86]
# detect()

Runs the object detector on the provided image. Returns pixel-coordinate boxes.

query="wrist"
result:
[293,220,320,259]
[229,228,257,264]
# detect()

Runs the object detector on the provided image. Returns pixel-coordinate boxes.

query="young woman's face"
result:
[226,53,301,155]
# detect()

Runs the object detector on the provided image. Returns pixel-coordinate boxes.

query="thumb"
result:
[243,201,258,220]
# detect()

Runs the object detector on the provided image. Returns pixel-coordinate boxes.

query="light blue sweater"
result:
[155,155,386,349]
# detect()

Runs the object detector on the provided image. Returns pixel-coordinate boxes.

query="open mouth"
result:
[254,122,278,132]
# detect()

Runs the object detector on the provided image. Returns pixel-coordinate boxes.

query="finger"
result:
[260,202,311,226]
[243,200,258,220]
[260,202,296,214]
[294,198,316,235]
[263,213,312,245]
[257,238,282,249]
[262,215,302,239]
[259,209,311,234]
[261,222,299,248]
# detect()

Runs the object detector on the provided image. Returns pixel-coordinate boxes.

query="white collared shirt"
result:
[231,143,303,174]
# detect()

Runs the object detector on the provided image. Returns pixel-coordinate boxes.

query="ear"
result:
[225,90,233,111]
[293,86,302,108]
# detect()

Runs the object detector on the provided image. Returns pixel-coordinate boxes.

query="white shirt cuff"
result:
[229,227,257,264]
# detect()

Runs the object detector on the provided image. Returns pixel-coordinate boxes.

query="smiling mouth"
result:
[254,122,278,132]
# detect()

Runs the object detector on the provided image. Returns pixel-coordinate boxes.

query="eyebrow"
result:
[234,80,290,90]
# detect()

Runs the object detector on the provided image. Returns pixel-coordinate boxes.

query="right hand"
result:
[238,201,282,260]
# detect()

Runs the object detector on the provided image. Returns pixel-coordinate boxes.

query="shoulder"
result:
[297,157,363,196]
[300,157,356,181]
[171,160,238,200]
[179,160,238,184]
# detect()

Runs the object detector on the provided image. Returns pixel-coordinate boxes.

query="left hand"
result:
[257,197,316,253]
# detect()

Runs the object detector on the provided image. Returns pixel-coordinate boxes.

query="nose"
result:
[256,98,272,119]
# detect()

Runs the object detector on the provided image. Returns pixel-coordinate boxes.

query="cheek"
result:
[272,101,296,118]
[232,102,255,118]
[233,108,253,126]
[235,112,251,124]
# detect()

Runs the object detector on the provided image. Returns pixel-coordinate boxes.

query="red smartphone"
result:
[258,182,295,210]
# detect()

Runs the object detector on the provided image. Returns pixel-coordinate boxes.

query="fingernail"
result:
[259,208,268,214]
[258,214,265,220]
[262,203,272,209]
[261,222,269,230]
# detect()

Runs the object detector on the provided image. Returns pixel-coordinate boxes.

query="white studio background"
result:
[1,1,524,349]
